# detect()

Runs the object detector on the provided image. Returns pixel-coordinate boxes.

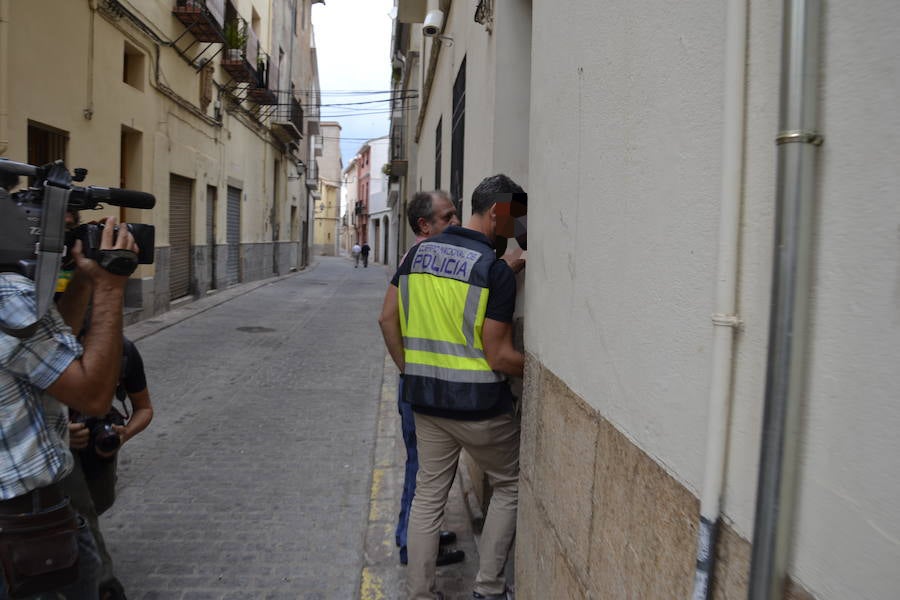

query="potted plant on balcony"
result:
[223,20,246,62]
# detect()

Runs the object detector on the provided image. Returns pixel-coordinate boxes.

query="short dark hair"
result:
[470,174,524,214]
[407,190,451,234]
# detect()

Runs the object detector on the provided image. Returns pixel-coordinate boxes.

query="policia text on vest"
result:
[410,242,481,282]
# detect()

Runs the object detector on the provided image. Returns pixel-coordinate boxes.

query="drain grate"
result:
[236,326,276,333]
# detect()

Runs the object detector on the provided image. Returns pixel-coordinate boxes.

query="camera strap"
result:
[0,321,38,339]
[33,185,68,319]
[98,250,138,276]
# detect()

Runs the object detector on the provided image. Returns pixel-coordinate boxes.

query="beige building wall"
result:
[2,0,316,316]
[313,121,341,255]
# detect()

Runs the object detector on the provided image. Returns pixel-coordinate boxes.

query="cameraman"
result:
[0,219,138,599]
[63,335,152,600]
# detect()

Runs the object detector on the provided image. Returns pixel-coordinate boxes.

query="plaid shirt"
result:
[0,273,82,499]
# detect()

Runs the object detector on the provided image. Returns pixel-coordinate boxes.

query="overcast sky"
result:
[312,0,394,170]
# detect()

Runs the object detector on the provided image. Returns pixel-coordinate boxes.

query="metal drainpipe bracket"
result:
[775,130,824,146]
[712,313,743,330]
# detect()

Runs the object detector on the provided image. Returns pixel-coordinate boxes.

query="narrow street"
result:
[104,257,393,598]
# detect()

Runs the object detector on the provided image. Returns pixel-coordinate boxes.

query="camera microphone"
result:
[82,186,156,210]
[0,158,40,178]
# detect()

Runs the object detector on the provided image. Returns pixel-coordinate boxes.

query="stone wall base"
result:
[516,356,756,599]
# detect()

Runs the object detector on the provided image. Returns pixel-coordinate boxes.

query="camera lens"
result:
[93,423,122,453]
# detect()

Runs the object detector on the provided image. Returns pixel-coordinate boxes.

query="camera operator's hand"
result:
[72,217,139,284]
[68,422,91,450]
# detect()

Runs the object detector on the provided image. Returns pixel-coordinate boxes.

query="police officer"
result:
[379,174,526,600]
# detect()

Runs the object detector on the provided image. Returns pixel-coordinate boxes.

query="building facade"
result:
[342,155,359,250]
[363,136,392,265]
[312,120,341,256]
[393,1,900,599]
[356,142,371,245]
[0,0,322,320]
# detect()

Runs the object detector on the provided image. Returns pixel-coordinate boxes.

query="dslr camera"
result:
[0,158,156,330]
[77,409,127,454]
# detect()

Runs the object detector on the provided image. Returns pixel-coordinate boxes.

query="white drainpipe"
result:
[690,0,748,597]
[0,0,10,155]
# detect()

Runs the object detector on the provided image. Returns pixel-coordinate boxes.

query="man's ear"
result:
[417,217,429,236]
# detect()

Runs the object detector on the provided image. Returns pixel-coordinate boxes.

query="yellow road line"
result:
[360,567,385,600]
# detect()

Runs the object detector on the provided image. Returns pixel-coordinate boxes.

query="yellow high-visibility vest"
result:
[398,232,506,412]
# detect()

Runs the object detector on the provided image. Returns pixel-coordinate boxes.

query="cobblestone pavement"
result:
[104,256,479,599]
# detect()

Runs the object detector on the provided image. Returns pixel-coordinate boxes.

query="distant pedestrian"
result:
[352,243,362,268]
[361,243,371,267]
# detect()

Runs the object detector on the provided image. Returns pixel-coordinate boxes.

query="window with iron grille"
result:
[27,121,68,184]
[435,117,442,190]
[450,58,466,214]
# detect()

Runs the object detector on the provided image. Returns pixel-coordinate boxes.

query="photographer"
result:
[0,219,138,599]
[62,334,152,600]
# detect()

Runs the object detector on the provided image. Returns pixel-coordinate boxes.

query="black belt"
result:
[0,483,66,515]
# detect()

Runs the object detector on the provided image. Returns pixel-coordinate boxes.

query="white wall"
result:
[528,1,900,598]
[527,0,724,500]
[367,136,391,214]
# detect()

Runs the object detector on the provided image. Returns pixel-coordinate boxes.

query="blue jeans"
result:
[396,375,418,562]
[0,516,101,600]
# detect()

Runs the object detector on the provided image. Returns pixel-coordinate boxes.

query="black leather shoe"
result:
[435,548,465,567]
[472,590,511,600]
[438,530,457,546]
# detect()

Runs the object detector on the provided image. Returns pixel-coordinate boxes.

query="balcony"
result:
[173,0,226,42]
[390,160,408,177]
[221,18,258,84]
[271,93,304,143]
[306,159,319,191]
[247,53,278,105]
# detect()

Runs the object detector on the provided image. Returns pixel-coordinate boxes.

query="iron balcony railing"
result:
[270,92,304,141]
[173,0,226,41]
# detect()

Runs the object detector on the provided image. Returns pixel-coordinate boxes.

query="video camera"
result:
[0,158,156,333]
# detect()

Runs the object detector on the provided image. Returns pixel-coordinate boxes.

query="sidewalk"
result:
[360,355,481,600]
[124,262,318,341]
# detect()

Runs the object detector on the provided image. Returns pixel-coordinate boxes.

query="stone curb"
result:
[359,355,481,600]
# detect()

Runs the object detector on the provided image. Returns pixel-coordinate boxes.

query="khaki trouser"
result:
[407,410,520,600]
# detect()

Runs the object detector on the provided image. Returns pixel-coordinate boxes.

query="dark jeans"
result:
[362,254,369,267]
[396,375,418,562]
